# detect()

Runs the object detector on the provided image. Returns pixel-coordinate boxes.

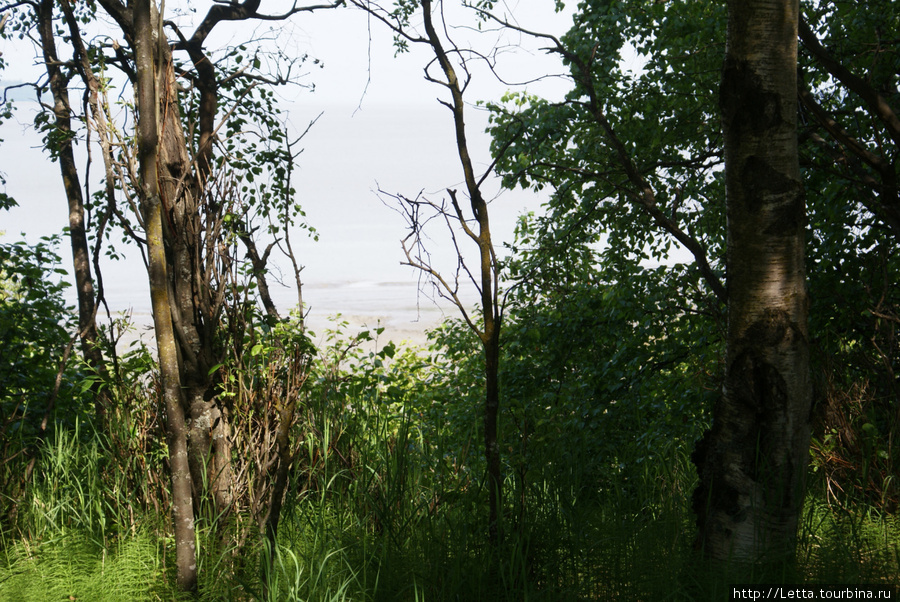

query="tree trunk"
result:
[133,0,197,590]
[483,326,502,545]
[693,0,811,565]
[36,0,105,420]
[420,0,504,546]
[101,0,241,522]
[151,29,234,516]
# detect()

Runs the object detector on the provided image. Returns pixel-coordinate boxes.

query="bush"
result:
[0,232,83,530]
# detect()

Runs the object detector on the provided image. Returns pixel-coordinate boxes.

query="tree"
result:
[799,1,900,239]
[133,0,197,588]
[483,0,733,555]
[796,0,899,512]
[34,0,105,417]
[691,0,810,563]
[484,2,727,306]
[483,0,816,563]
[348,0,507,545]
[6,0,340,591]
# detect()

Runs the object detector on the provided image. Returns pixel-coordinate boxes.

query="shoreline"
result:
[100,279,456,354]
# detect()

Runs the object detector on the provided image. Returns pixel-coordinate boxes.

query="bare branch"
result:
[186,0,345,49]
[345,0,428,45]
[447,189,479,242]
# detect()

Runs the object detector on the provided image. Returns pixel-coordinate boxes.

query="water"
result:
[0,0,577,347]
[1,101,543,347]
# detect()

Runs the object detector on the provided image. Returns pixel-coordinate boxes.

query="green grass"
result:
[1,403,897,601]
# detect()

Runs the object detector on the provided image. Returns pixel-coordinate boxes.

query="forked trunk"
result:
[154,34,234,516]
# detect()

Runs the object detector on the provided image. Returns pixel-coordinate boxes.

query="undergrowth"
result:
[0,328,896,600]
[1,413,897,601]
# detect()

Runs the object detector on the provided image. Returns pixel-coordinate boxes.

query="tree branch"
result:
[186,0,345,49]
[799,17,900,147]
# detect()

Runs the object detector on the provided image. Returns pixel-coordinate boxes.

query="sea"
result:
[1,100,545,349]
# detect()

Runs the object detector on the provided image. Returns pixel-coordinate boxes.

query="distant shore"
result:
[103,279,454,354]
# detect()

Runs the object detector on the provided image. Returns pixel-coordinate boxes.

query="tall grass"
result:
[1,340,897,600]
[0,424,180,601]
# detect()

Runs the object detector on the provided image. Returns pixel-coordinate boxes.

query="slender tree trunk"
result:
[693,0,810,564]
[134,0,197,590]
[36,0,105,420]
[420,0,504,546]
[483,326,502,545]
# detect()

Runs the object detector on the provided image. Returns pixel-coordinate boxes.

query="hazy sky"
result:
[0,1,574,338]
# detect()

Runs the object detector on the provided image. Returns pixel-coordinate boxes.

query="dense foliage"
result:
[0,0,898,599]
[0,223,84,528]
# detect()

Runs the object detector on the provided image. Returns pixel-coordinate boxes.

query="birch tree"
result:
[692,0,811,564]
[6,0,339,591]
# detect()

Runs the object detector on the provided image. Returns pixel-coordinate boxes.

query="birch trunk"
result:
[693,0,811,564]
